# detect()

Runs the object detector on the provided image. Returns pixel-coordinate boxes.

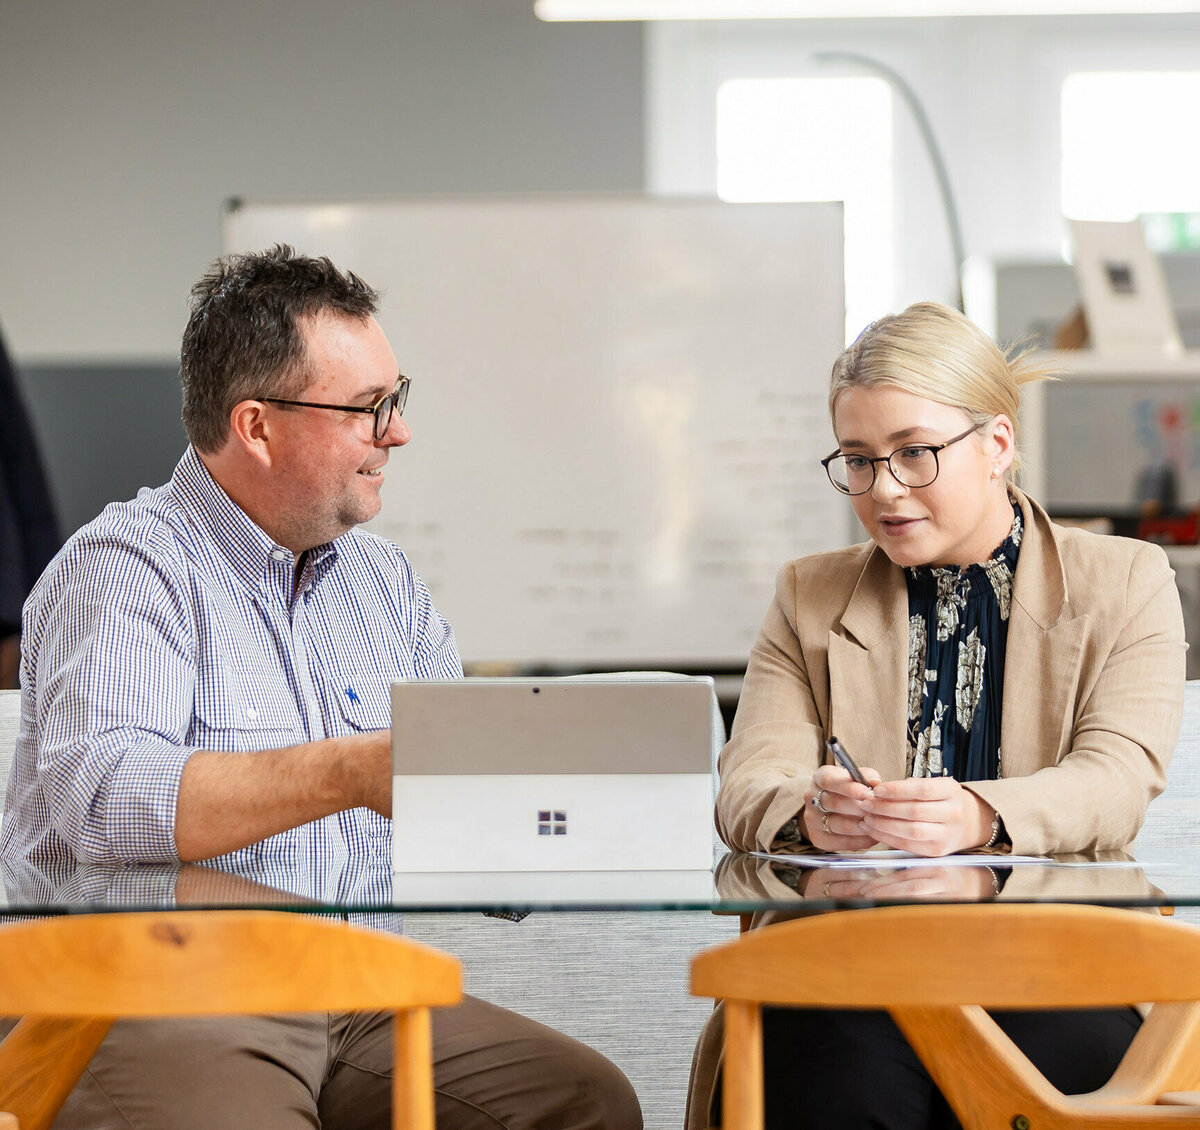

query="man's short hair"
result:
[180,244,380,453]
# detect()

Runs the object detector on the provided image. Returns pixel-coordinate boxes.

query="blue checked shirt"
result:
[2,446,462,869]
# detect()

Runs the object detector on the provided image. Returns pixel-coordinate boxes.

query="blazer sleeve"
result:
[716,562,828,852]
[967,540,1186,855]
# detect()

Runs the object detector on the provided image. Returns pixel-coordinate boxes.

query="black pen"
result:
[826,735,870,787]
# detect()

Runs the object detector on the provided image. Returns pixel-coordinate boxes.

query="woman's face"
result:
[832,384,1015,569]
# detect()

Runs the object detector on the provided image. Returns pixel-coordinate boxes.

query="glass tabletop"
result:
[4,847,1200,916]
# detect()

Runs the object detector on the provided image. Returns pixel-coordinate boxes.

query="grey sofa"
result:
[2,682,1198,1129]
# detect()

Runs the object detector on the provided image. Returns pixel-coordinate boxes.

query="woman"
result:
[703,302,1186,1129]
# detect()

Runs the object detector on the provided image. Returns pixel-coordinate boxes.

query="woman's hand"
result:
[860,776,995,857]
[801,764,882,851]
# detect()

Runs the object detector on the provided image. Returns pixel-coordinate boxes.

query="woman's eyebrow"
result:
[838,426,937,449]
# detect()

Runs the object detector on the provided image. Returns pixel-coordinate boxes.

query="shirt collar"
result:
[169,446,340,596]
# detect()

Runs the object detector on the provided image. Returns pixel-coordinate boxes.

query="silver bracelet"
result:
[982,812,1001,849]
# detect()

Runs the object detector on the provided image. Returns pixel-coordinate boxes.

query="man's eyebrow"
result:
[352,374,401,403]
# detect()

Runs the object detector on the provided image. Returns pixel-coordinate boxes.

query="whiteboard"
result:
[225,196,848,666]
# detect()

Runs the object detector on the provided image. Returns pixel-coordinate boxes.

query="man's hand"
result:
[332,731,393,817]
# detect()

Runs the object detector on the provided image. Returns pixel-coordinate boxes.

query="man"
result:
[2,245,641,1130]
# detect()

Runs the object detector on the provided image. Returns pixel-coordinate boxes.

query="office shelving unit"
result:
[1026,351,1200,677]
[1021,351,1200,500]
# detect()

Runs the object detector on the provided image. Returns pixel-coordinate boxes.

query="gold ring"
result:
[821,812,831,834]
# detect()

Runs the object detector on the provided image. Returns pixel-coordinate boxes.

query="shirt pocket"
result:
[326,673,392,735]
[191,656,302,752]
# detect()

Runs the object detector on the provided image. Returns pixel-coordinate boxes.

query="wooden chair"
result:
[691,903,1200,1130]
[0,910,461,1130]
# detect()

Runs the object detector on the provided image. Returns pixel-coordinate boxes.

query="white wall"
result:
[0,0,644,361]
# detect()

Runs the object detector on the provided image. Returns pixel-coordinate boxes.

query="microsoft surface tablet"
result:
[390,676,716,873]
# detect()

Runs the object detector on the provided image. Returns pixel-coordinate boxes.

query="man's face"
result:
[266,311,410,553]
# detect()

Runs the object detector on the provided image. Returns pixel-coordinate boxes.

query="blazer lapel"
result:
[1000,491,1087,778]
[827,548,910,781]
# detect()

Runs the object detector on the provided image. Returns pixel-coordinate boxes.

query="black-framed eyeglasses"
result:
[260,375,410,442]
[821,423,982,496]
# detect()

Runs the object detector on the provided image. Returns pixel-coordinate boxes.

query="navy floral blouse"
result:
[904,503,1023,783]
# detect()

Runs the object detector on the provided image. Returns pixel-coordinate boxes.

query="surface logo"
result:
[537,810,567,836]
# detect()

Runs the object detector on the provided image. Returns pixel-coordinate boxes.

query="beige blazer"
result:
[716,490,1187,857]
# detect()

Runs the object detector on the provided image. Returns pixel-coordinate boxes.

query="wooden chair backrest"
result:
[0,911,461,1130]
[692,902,1200,1009]
[0,910,460,1017]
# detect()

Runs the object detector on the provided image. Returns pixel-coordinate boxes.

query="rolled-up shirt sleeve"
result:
[22,530,198,864]
[406,562,462,681]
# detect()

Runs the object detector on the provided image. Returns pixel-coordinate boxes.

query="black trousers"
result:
[714,1005,1142,1130]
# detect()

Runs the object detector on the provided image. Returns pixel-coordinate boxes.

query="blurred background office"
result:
[5,0,1200,682]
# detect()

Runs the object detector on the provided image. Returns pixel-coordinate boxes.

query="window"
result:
[1062,71,1200,230]
[716,76,894,342]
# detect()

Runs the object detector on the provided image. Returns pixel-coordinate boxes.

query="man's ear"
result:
[228,400,275,468]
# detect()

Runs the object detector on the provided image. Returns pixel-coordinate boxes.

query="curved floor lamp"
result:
[815,50,966,313]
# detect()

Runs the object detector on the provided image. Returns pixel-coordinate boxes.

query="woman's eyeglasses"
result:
[821,423,982,496]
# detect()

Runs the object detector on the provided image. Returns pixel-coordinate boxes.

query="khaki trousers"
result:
[26,995,641,1130]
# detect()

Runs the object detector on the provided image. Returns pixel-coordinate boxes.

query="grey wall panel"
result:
[18,364,186,536]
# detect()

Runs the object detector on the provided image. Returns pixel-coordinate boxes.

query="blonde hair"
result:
[829,302,1057,472]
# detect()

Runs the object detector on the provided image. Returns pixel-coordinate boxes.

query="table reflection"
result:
[3,849,1199,915]
[0,852,392,923]
[712,850,1168,907]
